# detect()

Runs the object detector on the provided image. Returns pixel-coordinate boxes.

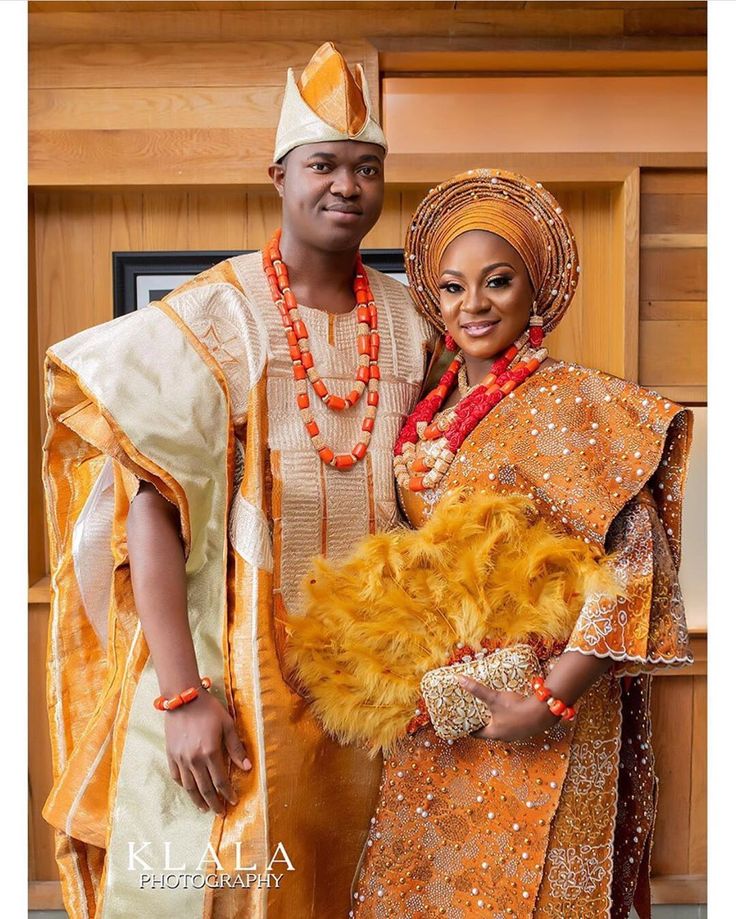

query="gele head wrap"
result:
[404,168,580,335]
[273,41,387,162]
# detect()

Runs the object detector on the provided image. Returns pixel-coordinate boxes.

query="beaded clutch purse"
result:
[420,644,542,741]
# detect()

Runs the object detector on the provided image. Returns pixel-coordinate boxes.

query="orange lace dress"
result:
[349,361,692,919]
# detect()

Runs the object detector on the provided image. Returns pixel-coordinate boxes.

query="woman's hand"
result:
[455,674,559,742]
[164,691,252,815]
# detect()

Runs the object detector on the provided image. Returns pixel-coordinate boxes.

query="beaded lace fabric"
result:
[353,359,692,917]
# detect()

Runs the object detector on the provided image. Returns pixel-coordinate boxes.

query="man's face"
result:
[269,140,385,252]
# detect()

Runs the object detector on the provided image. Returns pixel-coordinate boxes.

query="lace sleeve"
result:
[564,491,693,675]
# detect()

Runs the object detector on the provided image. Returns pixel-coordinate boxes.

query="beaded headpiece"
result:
[404,168,580,335]
[273,41,388,162]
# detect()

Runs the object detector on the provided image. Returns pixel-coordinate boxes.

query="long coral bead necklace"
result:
[394,332,548,492]
[262,229,380,469]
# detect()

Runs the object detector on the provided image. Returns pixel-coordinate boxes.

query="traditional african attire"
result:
[41,43,436,919]
[288,170,693,918]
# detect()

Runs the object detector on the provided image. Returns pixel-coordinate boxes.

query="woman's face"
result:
[437,230,535,362]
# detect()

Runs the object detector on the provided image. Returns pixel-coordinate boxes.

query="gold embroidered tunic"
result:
[41,251,436,919]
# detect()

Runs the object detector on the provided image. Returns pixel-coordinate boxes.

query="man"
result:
[41,42,436,919]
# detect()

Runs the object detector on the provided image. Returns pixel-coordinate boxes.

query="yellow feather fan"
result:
[285,491,619,756]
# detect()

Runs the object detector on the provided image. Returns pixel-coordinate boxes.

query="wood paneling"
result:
[641,234,706,249]
[30,86,284,131]
[651,874,707,906]
[640,301,707,321]
[379,47,706,76]
[20,6,636,44]
[650,673,707,886]
[641,193,706,234]
[639,320,707,386]
[28,881,64,911]
[29,38,379,186]
[29,40,378,89]
[639,169,707,394]
[27,3,704,187]
[28,604,57,881]
[544,186,626,377]
[28,194,47,584]
[614,168,641,381]
[624,7,706,37]
[651,675,694,877]
[28,2,706,45]
[384,152,705,186]
[32,149,707,189]
[646,385,706,405]
[689,676,707,876]
[640,169,706,195]
[383,76,706,155]
[30,127,279,186]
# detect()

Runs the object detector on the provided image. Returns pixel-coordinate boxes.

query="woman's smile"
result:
[460,317,501,338]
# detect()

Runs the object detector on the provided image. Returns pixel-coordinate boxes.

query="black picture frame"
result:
[112,249,407,317]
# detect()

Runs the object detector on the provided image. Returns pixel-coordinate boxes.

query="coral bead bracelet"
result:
[154,676,212,712]
[531,675,576,721]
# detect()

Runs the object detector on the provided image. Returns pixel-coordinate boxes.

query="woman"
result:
[288,169,693,918]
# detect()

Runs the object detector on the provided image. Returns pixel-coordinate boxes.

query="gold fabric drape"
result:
[41,253,436,918]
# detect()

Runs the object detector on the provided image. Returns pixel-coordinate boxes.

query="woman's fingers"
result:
[471,723,497,740]
[456,674,499,707]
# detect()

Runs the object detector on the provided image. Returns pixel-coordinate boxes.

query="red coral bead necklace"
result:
[262,229,380,469]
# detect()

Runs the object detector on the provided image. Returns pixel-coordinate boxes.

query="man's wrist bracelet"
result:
[154,676,212,711]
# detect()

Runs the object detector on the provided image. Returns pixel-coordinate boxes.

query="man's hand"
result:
[164,692,252,815]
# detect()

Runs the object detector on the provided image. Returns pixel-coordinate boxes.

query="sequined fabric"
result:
[352,706,575,919]
[353,360,692,917]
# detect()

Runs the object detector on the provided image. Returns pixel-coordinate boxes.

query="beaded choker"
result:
[262,229,381,469]
[394,332,548,492]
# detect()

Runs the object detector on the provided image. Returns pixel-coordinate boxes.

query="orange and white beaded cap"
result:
[405,168,581,335]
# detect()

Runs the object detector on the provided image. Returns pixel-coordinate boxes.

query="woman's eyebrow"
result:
[441,262,514,278]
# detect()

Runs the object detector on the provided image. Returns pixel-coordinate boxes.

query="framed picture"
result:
[112,249,407,317]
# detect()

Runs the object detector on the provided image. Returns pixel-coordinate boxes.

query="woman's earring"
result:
[529,301,544,348]
[444,332,459,352]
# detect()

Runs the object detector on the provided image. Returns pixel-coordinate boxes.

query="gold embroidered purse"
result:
[420,644,542,741]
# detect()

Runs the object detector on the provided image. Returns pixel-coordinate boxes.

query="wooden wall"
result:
[28,0,707,186]
[27,1,707,909]
[640,169,707,405]
[651,652,707,904]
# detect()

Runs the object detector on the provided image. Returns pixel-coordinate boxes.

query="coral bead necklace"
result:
[262,229,381,469]
[394,331,548,492]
